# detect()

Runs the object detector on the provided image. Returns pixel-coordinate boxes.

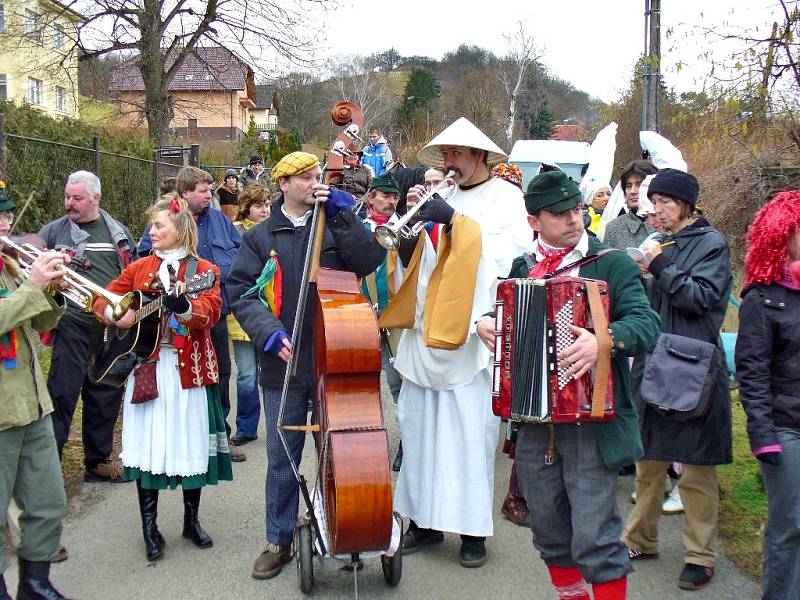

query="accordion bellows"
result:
[492,277,615,424]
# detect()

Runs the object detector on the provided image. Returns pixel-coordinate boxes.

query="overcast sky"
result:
[313,0,782,103]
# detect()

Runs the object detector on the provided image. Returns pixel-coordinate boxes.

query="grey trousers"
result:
[760,426,800,600]
[516,423,632,583]
[0,416,65,573]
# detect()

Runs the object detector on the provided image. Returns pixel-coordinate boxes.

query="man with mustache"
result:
[379,118,533,567]
[38,170,137,482]
[476,171,660,600]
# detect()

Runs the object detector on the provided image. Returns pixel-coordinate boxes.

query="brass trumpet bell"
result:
[0,236,134,320]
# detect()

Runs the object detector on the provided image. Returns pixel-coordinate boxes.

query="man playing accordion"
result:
[477,171,660,600]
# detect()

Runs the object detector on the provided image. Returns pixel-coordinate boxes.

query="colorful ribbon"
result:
[242,249,283,317]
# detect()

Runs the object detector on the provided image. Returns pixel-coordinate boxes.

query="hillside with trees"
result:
[270,43,599,164]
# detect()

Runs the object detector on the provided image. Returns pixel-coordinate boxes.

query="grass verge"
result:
[717,392,767,580]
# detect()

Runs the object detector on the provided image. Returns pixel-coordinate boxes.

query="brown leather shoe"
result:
[84,460,128,483]
[50,544,68,563]
[228,442,246,463]
[252,543,291,580]
[501,493,530,527]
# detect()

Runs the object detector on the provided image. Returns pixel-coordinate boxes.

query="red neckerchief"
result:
[528,241,576,278]
[368,207,391,226]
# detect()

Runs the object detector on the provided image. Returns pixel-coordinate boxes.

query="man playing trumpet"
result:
[379,118,533,567]
[0,182,72,599]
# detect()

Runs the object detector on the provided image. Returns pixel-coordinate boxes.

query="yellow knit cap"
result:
[270,152,320,182]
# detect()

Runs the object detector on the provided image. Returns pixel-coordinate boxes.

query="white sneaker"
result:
[662,485,684,515]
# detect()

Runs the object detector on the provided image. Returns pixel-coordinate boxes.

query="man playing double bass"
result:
[227,152,385,581]
[379,118,533,567]
[476,171,660,599]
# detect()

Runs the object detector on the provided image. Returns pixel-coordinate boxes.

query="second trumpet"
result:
[374,170,456,251]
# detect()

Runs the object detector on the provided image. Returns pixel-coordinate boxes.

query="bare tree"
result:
[498,20,544,143]
[688,0,800,113]
[63,0,328,144]
[328,54,395,130]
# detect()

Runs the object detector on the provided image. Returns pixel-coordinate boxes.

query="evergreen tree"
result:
[234,116,264,165]
[531,100,556,139]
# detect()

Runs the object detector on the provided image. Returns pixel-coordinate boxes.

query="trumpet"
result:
[0,236,134,320]
[374,170,456,251]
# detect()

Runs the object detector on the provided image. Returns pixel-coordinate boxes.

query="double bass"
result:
[277,102,393,559]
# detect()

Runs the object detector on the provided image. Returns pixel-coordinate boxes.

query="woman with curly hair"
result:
[735,190,800,600]
[228,182,272,445]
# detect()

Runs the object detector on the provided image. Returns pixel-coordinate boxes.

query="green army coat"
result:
[0,257,65,431]
[508,236,661,469]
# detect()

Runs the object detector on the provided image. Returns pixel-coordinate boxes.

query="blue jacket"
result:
[361,137,393,176]
[138,206,242,314]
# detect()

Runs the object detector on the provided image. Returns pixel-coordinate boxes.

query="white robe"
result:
[393,177,533,536]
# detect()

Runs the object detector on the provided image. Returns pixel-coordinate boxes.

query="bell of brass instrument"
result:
[0,235,134,320]
[374,171,456,251]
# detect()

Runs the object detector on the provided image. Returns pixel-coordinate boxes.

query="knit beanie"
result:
[647,168,700,208]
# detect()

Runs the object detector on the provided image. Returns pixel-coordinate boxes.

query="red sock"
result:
[592,576,627,600]
[547,565,590,600]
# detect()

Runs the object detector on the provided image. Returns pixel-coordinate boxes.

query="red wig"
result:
[745,190,800,286]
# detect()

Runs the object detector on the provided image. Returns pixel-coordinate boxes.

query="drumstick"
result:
[660,241,675,247]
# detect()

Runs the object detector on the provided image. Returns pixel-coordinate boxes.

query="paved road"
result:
[6,382,761,599]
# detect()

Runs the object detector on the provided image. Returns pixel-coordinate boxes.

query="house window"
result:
[188,118,198,129]
[27,78,42,106]
[0,4,6,32]
[0,75,7,101]
[25,9,42,43]
[53,24,65,50]
[55,86,66,112]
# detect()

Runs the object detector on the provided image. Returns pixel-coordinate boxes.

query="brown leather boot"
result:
[251,543,291,580]
[501,493,530,527]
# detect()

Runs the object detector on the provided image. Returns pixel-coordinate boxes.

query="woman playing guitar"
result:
[93,195,232,562]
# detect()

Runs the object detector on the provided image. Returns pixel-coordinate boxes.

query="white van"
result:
[508,140,590,189]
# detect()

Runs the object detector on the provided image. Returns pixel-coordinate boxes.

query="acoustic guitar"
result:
[88,271,216,387]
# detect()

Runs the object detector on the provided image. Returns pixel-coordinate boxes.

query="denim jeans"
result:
[232,340,260,439]
[760,426,800,600]
[263,386,311,546]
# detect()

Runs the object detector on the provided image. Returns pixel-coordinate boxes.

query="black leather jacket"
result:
[735,283,800,451]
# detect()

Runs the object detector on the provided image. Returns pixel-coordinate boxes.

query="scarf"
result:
[155,247,188,293]
[777,261,800,291]
[0,288,17,369]
[368,207,391,226]
[529,240,576,278]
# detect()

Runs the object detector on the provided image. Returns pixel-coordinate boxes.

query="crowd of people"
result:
[0,114,797,600]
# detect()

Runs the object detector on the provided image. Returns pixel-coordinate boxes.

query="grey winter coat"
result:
[631,218,734,465]
[603,212,653,251]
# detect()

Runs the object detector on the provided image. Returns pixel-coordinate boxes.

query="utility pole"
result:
[642,0,662,132]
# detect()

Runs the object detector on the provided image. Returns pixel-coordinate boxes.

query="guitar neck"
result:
[133,281,186,323]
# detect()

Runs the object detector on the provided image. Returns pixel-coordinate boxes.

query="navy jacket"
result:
[227,196,386,389]
[138,206,241,314]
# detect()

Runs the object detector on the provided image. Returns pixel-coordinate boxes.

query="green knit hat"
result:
[524,170,581,215]
[0,181,15,212]
[369,172,401,194]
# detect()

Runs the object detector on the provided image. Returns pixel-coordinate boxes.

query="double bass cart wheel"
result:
[295,521,315,594]
[293,511,403,594]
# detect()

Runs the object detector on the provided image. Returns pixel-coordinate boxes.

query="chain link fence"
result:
[1,128,194,239]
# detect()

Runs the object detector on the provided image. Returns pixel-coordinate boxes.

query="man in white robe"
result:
[379,118,533,567]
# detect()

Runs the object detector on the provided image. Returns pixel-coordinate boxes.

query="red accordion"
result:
[492,276,615,423]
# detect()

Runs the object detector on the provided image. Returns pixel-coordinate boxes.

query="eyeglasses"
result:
[0,213,15,224]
